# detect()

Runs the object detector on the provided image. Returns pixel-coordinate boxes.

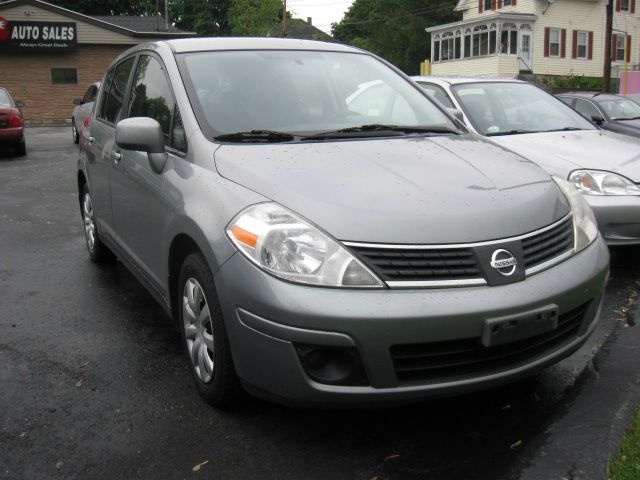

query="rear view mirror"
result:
[590,114,605,125]
[72,98,83,106]
[15,100,25,108]
[115,117,167,174]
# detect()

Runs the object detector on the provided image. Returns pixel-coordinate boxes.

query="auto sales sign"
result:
[0,16,77,51]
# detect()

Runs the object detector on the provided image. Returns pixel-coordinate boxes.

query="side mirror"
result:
[15,100,25,108]
[447,107,465,123]
[72,98,83,106]
[591,114,605,125]
[116,117,168,174]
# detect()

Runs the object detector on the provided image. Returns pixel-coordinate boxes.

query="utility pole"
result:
[603,0,613,92]
[165,0,169,31]
[282,0,287,37]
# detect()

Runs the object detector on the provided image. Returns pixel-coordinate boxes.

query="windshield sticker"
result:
[487,125,500,134]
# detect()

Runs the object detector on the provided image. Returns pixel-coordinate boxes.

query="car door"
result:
[87,57,136,241]
[109,53,184,290]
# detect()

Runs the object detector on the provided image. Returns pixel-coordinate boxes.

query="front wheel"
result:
[14,139,26,157]
[72,118,79,144]
[178,253,241,407]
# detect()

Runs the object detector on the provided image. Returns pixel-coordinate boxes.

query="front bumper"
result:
[586,195,640,245]
[215,238,609,406]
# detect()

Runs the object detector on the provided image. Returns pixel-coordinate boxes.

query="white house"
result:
[427,0,640,79]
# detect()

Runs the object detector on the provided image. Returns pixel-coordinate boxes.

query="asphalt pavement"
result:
[1,127,639,480]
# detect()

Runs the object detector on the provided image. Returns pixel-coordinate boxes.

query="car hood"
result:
[488,129,640,182]
[610,118,640,132]
[214,135,569,244]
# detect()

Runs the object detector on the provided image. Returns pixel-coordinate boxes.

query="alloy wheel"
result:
[182,278,215,383]
[83,192,96,252]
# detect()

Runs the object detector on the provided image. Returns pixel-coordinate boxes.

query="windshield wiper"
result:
[307,124,459,139]
[486,129,540,136]
[542,127,583,133]
[214,130,296,143]
[619,116,640,121]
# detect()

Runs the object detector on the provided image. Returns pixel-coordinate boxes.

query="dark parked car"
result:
[558,92,640,138]
[72,82,100,144]
[0,87,26,156]
[78,38,608,408]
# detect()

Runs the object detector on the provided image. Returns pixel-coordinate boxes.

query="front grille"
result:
[522,217,574,269]
[349,247,481,282]
[390,302,589,385]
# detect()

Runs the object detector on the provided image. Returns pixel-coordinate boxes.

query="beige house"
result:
[427,0,640,80]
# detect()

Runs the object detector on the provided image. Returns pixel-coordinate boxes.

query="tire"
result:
[72,118,79,144]
[81,183,113,262]
[14,139,26,157]
[178,252,241,407]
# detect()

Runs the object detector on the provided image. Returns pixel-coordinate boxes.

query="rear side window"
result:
[573,99,601,120]
[82,86,97,104]
[0,89,12,107]
[96,70,114,120]
[127,55,174,139]
[102,57,135,124]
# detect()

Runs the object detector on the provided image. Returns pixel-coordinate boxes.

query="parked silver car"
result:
[78,39,608,407]
[71,82,100,144]
[414,77,640,245]
[557,92,640,138]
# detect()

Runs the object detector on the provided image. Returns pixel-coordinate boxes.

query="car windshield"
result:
[451,82,595,136]
[177,50,456,139]
[0,89,12,107]
[598,98,640,120]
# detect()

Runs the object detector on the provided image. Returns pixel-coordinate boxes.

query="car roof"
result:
[411,76,525,86]
[158,37,362,54]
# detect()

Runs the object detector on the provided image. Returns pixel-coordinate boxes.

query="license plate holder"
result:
[482,304,559,347]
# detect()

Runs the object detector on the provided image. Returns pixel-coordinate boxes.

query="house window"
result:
[500,24,518,55]
[620,0,630,11]
[503,0,512,5]
[433,39,440,62]
[473,25,489,56]
[51,68,78,85]
[464,29,472,58]
[484,0,492,11]
[549,28,561,57]
[616,35,626,61]
[576,31,588,59]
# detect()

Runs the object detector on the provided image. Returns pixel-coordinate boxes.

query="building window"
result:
[615,34,627,61]
[51,68,77,85]
[464,29,472,58]
[473,25,489,56]
[484,0,492,10]
[500,23,518,55]
[503,0,512,5]
[433,39,440,62]
[620,0,630,11]
[549,28,560,57]
[576,31,588,59]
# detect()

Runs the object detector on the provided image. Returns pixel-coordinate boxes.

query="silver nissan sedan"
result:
[78,39,608,407]
[413,77,640,246]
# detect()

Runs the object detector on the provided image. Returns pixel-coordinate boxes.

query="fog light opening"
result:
[295,344,369,386]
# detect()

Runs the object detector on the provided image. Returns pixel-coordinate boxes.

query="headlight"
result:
[226,203,383,288]
[553,176,599,253]
[569,170,640,196]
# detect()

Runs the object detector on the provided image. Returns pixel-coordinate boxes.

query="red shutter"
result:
[616,0,621,11]
[479,0,483,13]
[544,27,550,57]
[626,35,631,62]
[572,30,578,59]
[512,0,516,5]
[588,31,593,60]
[612,33,618,60]
[491,0,497,9]
[561,29,567,58]
[632,0,636,13]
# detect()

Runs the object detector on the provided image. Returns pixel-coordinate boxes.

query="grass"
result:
[609,407,640,480]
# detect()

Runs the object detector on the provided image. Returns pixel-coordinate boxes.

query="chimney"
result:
[307,17,312,25]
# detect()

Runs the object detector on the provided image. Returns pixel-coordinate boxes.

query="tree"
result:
[171,0,232,36]
[47,0,156,15]
[227,0,283,37]
[332,0,460,74]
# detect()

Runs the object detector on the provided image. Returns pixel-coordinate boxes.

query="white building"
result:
[427,0,640,79]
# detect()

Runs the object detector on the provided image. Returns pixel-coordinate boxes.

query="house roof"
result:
[90,14,187,34]
[268,18,337,43]
[0,0,195,37]
[426,12,536,33]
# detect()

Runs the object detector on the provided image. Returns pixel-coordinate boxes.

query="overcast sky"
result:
[288,0,355,34]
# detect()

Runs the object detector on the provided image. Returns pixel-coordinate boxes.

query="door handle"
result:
[111,151,121,163]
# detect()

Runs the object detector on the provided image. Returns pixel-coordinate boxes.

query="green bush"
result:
[549,74,603,90]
